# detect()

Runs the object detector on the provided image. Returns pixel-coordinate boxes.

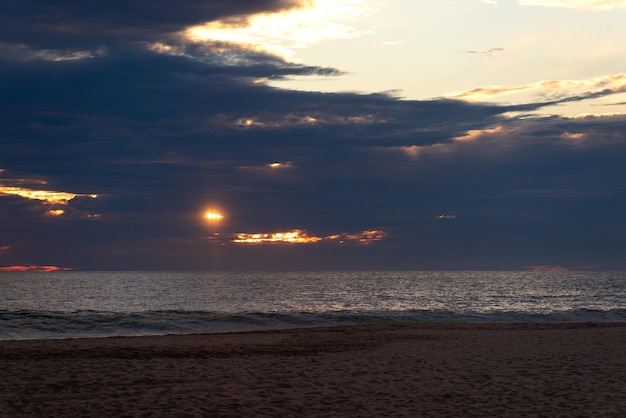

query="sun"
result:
[204,211,224,221]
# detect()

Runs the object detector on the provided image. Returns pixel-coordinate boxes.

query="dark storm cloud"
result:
[0,45,517,269]
[0,0,303,48]
[2,2,626,270]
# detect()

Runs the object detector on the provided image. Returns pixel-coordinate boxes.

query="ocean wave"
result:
[2,308,625,340]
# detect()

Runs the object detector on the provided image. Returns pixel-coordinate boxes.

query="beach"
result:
[1,323,625,417]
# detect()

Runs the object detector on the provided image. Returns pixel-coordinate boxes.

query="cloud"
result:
[267,162,294,169]
[386,112,626,160]
[517,0,626,10]
[229,229,386,245]
[462,47,505,56]
[0,0,347,83]
[0,170,98,206]
[445,73,626,107]
[0,42,106,62]
[0,265,73,272]
[0,0,372,74]
[0,171,101,223]
[0,186,96,205]
[2,0,626,269]
[185,0,374,60]
[221,111,384,130]
[0,0,307,48]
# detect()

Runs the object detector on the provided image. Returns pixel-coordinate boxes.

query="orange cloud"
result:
[326,230,388,245]
[385,125,509,160]
[233,230,323,244]
[453,126,505,142]
[0,265,73,272]
[231,229,386,245]
[268,162,293,169]
[0,186,98,205]
[47,209,65,216]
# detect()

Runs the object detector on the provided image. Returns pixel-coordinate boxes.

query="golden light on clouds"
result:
[385,125,510,159]
[454,126,505,142]
[445,73,626,104]
[147,42,184,55]
[231,229,386,245]
[235,115,318,129]
[47,209,65,216]
[185,0,372,60]
[0,265,73,272]
[268,162,293,169]
[331,230,387,245]
[233,230,322,244]
[562,132,585,141]
[208,112,382,131]
[0,186,97,205]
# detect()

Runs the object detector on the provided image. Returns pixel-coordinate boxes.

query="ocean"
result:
[1,271,625,340]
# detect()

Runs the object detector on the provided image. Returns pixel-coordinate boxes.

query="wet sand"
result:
[1,323,625,417]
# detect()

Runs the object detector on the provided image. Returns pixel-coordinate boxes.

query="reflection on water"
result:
[2,270,624,314]
[1,271,625,339]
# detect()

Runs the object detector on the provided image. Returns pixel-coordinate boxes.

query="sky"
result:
[1,0,626,271]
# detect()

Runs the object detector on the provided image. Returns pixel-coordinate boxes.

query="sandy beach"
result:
[1,323,625,417]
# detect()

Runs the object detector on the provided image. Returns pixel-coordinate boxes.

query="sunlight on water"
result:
[1,271,625,339]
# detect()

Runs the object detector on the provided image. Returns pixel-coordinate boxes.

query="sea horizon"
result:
[2,270,625,340]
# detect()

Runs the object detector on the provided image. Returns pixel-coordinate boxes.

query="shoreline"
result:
[2,323,625,417]
[4,319,626,342]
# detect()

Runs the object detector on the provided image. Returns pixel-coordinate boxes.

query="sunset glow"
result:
[204,211,224,221]
[0,265,73,272]
[233,230,323,244]
[330,230,387,245]
[185,0,372,60]
[231,229,386,245]
[0,186,77,204]
[268,162,293,169]
[454,127,505,142]
[444,74,626,109]
[0,186,97,205]
[5,0,626,271]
